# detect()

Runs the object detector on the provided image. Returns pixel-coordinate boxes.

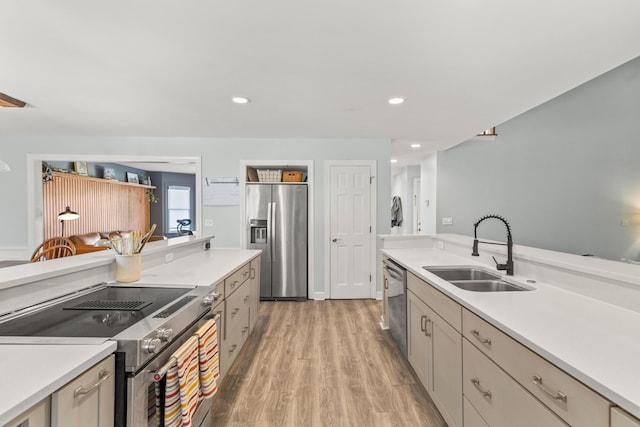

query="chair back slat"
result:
[31,237,77,262]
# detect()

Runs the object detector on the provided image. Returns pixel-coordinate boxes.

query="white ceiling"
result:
[2,1,639,171]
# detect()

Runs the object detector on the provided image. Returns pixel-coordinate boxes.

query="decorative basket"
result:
[257,169,282,182]
[282,171,303,182]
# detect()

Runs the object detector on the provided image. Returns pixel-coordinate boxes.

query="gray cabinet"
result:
[407,272,462,427]
[5,398,50,427]
[218,254,261,381]
[249,257,261,332]
[51,355,114,427]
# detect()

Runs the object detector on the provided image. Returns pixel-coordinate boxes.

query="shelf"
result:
[246,165,307,184]
[246,181,307,185]
[52,171,156,189]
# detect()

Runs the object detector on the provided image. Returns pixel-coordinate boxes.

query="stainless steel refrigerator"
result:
[246,184,308,300]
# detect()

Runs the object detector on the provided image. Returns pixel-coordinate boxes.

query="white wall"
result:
[420,153,437,234]
[0,137,392,294]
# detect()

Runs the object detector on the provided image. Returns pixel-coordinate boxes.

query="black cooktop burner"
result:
[0,285,191,338]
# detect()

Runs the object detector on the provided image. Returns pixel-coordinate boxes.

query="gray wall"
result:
[436,56,640,261]
[0,137,391,294]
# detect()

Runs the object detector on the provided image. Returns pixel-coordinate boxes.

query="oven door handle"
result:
[73,369,112,398]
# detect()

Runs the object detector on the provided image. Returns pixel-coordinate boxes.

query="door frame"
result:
[324,160,377,300]
[412,177,421,234]
[239,160,315,300]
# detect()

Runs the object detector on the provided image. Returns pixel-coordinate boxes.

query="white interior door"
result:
[329,165,372,299]
[412,178,421,234]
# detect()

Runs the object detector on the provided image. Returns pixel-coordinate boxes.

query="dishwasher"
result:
[383,258,407,356]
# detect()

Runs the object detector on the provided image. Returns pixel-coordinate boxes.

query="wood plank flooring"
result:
[211,300,448,427]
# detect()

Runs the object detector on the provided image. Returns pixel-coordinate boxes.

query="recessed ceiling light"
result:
[388,97,404,105]
[390,159,398,163]
[410,143,421,148]
[232,96,250,104]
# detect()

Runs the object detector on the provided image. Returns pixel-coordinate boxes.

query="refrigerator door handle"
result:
[271,202,277,261]
[267,202,272,262]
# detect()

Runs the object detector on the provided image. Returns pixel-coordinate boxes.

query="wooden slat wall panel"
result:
[43,173,150,240]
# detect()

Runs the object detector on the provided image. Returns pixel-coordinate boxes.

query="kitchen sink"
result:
[423,266,501,281]
[422,266,532,292]
[449,280,529,292]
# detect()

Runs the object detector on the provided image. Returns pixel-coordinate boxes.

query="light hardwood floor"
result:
[211,300,448,427]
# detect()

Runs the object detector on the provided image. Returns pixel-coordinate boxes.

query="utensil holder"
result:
[115,254,142,283]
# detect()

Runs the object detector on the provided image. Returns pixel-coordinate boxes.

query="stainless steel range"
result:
[0,283,221,427]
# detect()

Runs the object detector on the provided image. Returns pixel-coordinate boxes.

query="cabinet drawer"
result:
[225,262,251,297]
[612,407,640,427]
[463,396,489,427]
[220,318,249,376]
[463,339,567,427]
[5,397,50,427]
[221,295,250,376]
[408,272,461,332]
[51,355,115,427]
[463,309,610,427]
[225,281,250,341]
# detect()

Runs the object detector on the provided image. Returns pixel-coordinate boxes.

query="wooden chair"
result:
[30,237,77,262]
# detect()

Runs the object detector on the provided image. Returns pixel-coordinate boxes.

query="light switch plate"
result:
[442,217,453,225]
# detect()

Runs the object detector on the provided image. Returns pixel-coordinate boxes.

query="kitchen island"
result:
[0,235,261,426]
[381,234,640,426]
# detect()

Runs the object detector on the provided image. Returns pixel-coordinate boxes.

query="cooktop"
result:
[0,286,191,338]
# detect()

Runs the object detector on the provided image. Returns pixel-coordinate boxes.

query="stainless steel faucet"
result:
[471,214,514,276]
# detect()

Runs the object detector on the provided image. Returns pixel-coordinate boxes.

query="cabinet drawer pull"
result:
[420,315,427,332]
[231,308,240,317]
[471,329,492,346]
[229,344,237,355]
[532,374,567,402]
[471,377,492,399]
[232,280,239,288]
[243,271,249,277]
[250,267,256,280]
[242,326,249,334]
[73,370,112,398]
[244,295,250,303]
[424,318,431,337]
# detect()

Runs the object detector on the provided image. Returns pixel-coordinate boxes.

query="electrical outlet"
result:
[442,217,453,225]
[165,252,174,263]
[205,219,214,227]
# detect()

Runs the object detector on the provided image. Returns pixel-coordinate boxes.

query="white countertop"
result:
[0,342,116,425]
[133,248,261,286]
[0,234,214,291]
[0,246,260,425]
[383,247,640,418]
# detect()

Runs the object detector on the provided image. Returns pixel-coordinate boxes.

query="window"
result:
[167,185,192,234]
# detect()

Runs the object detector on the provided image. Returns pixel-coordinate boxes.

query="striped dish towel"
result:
[196,318,219,399]
[161,336,201,427]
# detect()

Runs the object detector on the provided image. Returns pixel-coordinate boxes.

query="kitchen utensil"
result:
[137,224,157,253]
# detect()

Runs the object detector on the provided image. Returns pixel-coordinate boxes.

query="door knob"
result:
[332,238,340,243]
